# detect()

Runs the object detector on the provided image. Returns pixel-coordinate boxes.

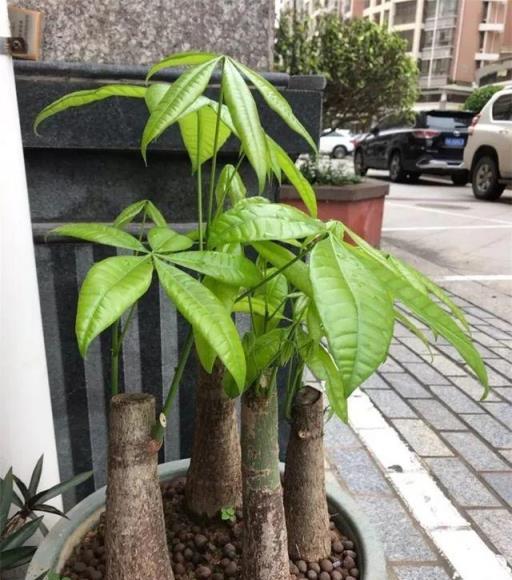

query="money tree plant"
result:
[35,51,487,580]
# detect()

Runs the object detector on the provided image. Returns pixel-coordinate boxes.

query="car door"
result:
[491,94,512,178]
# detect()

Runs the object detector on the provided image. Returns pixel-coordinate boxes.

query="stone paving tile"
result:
[408,399,465,430]
[324,414,361,450]
[362,373,391,389]
[365,389,417,419]
[461,414,512,449]
[388,344,423,363]
[420,354,467,377]
[472,331,505,348]
[450,375,501,402]
[393,565,452,580]
[379,357,403,373]
[357,496,436,561]
[463,306,496,319]
[485,369,511,388]
[496,388,512,404]
[442,432,508,471]
[381,373,431,398]
[399,337,432,356]
[392,419,452,457]
[475,325,512,341]
[482,403,512,427]
[491,346,512,359]
[501,450,512,463]
[426,457,501,507]
[401,362,452,386]
[467,509,512,565]
[484,356,512,378]
[430,386,483,413]
[488,318,512,333]
[482,473,512,506]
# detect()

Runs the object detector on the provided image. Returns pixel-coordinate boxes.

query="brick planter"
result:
[280,179,389,248]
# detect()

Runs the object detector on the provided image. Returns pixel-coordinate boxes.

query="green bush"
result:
[464,85,502,113]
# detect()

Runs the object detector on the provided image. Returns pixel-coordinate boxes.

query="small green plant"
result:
[220,506,236,523]
[298,156,361,186]
[464,84,503,113]
[0,457,92,573]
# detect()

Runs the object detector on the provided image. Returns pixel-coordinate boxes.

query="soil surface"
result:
[62,477,360,580]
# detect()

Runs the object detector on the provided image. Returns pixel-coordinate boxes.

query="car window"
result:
[492,95,512,121]
[379,113,415,130]
[424,114,472,130]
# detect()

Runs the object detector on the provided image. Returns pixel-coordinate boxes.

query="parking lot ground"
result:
[323,172,512,579]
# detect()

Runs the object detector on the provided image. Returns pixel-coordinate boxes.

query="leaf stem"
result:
[197,115,204,250]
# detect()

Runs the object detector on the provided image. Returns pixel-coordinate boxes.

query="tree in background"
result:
[275,15,419,130]
[464,85,502,113]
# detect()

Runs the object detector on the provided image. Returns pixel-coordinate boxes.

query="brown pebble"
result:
[224,561,237,577]
[342,540,354,549]
[297,560,308,573]
[331,572,343,580]
[343,556,355,569]
[174,563,186,574]
[332,541,343,554]
[74,562,87,573]
[174,552,185,563]
[196,565,212,578]
[320,559,333,572]
[319,573,330,580]
[307,571,318,580]
[349,569,359,578]
[344,550,357,559]
[290,563,300,575]
[309,562,321,573]
[212,574,224,580]
[184,547,194,560]
[195,534,209,550]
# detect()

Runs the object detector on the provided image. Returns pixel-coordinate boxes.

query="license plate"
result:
[445,137,465,147]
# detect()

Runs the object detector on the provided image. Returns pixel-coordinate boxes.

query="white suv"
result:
[464,87,512,200]
[319,129,355,159]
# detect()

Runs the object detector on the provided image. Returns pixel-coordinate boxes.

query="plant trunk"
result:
[105,393,174,580]
[241,385,289,580]
[185,361,242,519]
[284,386,331,561]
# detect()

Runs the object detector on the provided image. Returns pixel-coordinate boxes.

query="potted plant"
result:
[280,156,389,247]
[27,51,487,580]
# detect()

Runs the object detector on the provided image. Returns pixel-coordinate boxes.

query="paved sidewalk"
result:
[323,290,512,579]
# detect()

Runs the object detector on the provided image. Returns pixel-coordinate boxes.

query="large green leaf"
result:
[215,164,247,207]
[141,58,221,160]
[267,137,317,217]
[208,199,323,247]
[76,256,153,356]
[0,468,13,533]
[34,85,146,132]
[113,200,148,229]
[148,226,194,252]
[310,237,394,393]
[28,456,44,498]
[146,51,219,81]
[0,517,42,551]
[252,269,288,333]
[31,471,93,505]
[155,258,246,391]
[162,251,261,287]
[54,224,146,253]
[234,60,317,153]
[222,59,268,192]
[252,241,312,296]
[0,546,37,570]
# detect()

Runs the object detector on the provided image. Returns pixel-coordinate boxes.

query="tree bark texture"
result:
[241,386,289,580]
[284,386,331,561]
[185,362,242,519]
[105,393,174,580]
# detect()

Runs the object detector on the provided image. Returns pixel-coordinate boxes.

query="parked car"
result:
[319,128,355,159]
[353,110,474,184]
[463,86,512,200]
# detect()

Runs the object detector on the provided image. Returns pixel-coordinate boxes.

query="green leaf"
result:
[0,468,13,533]
[145,201,167,227]
[53,224,146,253]
[0,546,36,570]
[34,85,146,132]
[30,504,67,518]
[267,137,317,217]
[162,251,261,287]
[222,59,268,192]
[32,471,93,505]
[76,256,153,356]
[307,303,323,342]
[148,226,194,252]
[113,200,148,229]
[234,60,317,152]
[209,199,323,247]
[0,517,42,551]
[146,51,219,81]
[155,258,246,391]
[393,308,434,360]
[251,241,312,296]
[141,58,221,160]
[12,476,29,503]
[215,165,247,207]
[28,456,44,497]
[253,269,288,333]
[310,237,394,393]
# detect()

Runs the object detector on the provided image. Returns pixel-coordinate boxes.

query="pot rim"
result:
[26,459,386,580]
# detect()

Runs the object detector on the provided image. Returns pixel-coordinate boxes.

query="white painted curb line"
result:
[348,390,512,580]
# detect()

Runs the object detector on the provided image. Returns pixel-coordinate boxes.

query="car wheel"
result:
[407,172,420,183]
[451,173,469,186]
[332,145,348,159]
[389,151,406,183]
[472,156,505,200]
[354,150,367,176]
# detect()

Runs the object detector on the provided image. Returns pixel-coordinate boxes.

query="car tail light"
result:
[412,129,441,139]
[468,114,481,136]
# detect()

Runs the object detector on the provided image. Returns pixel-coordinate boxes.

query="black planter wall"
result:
[14,61,324,505]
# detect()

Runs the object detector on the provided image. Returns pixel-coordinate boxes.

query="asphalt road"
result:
[369,170,512,320]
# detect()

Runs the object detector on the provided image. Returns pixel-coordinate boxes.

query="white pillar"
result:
[0,0,62,508]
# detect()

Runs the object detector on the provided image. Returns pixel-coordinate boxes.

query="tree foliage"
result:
[275,15,419,129]
[464,85,502,113]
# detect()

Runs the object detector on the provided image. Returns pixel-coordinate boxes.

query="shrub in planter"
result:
[33,51,488,580]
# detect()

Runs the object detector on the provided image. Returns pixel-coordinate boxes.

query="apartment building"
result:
[278,0,512,108]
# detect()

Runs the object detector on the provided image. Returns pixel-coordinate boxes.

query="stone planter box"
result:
[26,460,386,580]
[280,179,389,247]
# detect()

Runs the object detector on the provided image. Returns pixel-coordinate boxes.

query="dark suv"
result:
[354,111,474,184]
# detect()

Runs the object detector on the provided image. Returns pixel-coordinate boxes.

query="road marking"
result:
[383,224,512,232]
[348,390,512,580]
[435,275,512,282]
[387,202,512,225]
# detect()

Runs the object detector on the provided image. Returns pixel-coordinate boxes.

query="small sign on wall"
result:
[7,5,43,60]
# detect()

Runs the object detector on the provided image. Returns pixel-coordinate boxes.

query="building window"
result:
[397,29,415,51]
[422,28,454,49]
[425,0,458,19]
[394,1,418,25]
[420,57,451,76]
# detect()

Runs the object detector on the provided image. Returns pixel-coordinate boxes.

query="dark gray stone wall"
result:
[11,0,275,69]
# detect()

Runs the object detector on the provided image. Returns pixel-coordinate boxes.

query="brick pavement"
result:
[323,290,512,578]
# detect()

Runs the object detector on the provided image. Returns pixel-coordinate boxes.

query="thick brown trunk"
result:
[241,386,289,580]
[284,386,331,561]
[185,362,242,519]
[105,394,174,580]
